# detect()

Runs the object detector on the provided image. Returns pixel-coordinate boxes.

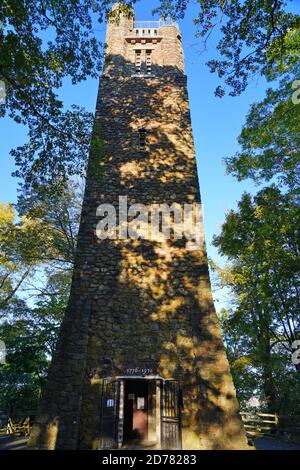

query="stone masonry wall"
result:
[29,4,248,450]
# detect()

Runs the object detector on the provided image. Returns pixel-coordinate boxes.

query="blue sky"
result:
[0,1,298,301]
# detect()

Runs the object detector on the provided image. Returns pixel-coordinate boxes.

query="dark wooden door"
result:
[123,380,148,443]
[161,380,182,450]
[99,379,120,449]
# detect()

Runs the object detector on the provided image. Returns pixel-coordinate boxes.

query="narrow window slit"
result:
[138,128,147,151]
[135,50,142,74]
[146,50,152,75]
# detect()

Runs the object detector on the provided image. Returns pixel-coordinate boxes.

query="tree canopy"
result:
[1,1,299,186]
[0,180,81,414]
[155,0,299,96]
[212,10,300,414]
[225,28,300,191]
[213,187,300,412]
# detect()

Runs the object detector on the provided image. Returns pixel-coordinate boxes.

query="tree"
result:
[16,178,83,267]
[0,272,69,416]
[225,28,300,191]
[0,178,81,314]
[0,202,41,313]
[0,0,111,122]
[211,10,300,414]
[0,0,107,187]
[1,1,299,187]
[154,0,300,96]
[11,106,94,191]
[0,180,81,415]
[213,187,300,412]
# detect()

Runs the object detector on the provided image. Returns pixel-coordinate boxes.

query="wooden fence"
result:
[0,412,299,443]
[241,412,300,442]
[0,417,31,437]
[241,412,279,439]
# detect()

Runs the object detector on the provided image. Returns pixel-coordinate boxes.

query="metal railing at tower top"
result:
[133,19,179,30]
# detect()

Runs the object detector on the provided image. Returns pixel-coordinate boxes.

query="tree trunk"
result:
[257,309,277,412]
[262,354,277,412]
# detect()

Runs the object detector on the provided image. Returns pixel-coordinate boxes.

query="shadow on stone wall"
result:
[29,56,248,451]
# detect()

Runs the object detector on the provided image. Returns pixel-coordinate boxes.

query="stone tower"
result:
[29,3,248,450]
